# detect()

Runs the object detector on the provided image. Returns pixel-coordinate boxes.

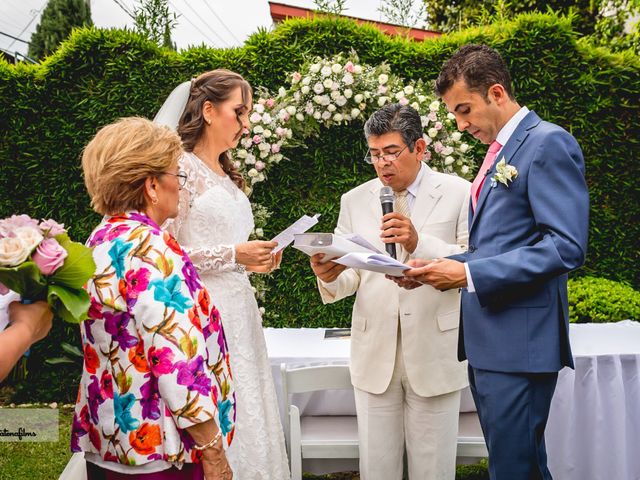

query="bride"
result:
[155,70,290,479]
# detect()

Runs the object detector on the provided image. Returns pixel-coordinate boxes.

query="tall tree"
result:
[379,0,427,29]
[132,0,177,49]
[28,0,93,60]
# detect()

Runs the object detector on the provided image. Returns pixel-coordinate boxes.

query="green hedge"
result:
[1,13,638,401]
[568,276,640,323]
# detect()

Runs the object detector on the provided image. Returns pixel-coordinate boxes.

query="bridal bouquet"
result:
[0,215,96,323]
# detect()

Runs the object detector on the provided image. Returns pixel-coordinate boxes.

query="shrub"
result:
[568,276,640,323]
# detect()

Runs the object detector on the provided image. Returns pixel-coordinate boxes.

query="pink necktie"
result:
[470,140,502,211]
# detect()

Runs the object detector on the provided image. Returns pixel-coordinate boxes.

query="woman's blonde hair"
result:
[82,117,182,216]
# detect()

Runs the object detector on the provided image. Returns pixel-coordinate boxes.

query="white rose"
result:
[262,113,272,124]
[313,83,324,94]
[330,90,340,100]
[331,63,342,73]
[411,102,419,110]
[344,88,353,98]
[323,78,333,89]
[354,94,364,103]
[331,81,339,91]
[305,103,314,114]
[333,113,343,122]
[295,113,304,121]
[259,150,269,158]
[313,95,323,104]
[313,111,322,119]
[395,91,405,100]
[418,95,426,103]
[259,306,266,315]
[286,106,297,115]
[378,74,389,85]
[0,236,31,266]
[301,85,310,94]
[354,65,363,74]
[327,104,336,112]
[278,87,286,97]
[428,127,438,138]
[293,91,301,102]
[461,165,470,174]
[351,108,360,118]
[451,132,462,142]
[255,228,264,238]
[342,73,354,85]
[336,96,347,106]
[248,168,258,177]
[258,142,271,152]
[443,146,454,156]
[447,112,456,120]
[253,125,264,134]
[273,153,284,161]
[445,156,455,165]
[286,129,292,138]
[249,112,262,123]
[322,111,331,120]
[429,100,440,111]
[236,149,248,159]
[459,143,469,153]
[245,154,256,164]
[302,76,311,85]
[320,95,330,106]
[310,63,321,73]
[254,104,265,114]
[378,96,388,106]
[263,129,272,138]
[321,66,332,77]
[404,85,414,95]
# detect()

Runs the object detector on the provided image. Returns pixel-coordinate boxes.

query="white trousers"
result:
[354,331,461,480]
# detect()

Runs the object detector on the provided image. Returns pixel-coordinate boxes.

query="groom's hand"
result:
[404,258,467,291]
[310,254,347,283]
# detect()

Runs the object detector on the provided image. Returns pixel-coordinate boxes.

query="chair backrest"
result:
[280,363,353,455]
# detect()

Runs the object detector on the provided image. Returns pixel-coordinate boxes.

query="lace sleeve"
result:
[165,153,244,274]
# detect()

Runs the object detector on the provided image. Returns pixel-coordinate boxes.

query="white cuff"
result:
[464,263,476,293]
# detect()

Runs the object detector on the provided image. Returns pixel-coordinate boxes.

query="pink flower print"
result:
[100,370,114,399]
[104,311,138,349]
[125,268,151,301]
[106,224,131,241]
[148,346,175,376]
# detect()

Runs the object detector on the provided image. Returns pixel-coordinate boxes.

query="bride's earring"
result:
[151,196,159,205]
[205,118,212,125]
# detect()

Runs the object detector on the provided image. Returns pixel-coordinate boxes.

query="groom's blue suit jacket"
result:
[450,111,589,373]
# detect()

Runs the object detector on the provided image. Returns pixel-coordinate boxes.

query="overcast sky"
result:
[0,0,426,59]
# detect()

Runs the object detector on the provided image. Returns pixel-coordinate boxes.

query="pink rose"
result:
[255,161,265,171]
[32,238,68,275]
[435,122,443,130]
[0,214,39,238]
[399,97,409,106]
[252,135,262,144]
[266,98,275,108]
[292,72,302,83]
[39,219,66,237]
[345,61,355,73]
[271,144,281,153]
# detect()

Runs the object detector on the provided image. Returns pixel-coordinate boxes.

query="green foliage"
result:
[28,0,93,60]
[313,0,348,15]
[568,276,640,323]
[133,0,178,49]
[1,13,639,400]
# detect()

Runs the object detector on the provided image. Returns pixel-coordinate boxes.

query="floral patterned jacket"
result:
[71,212,235,467]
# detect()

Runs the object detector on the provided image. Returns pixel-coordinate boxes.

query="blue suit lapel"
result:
[469,111,542,234]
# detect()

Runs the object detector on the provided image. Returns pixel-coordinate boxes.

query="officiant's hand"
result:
[381,212,418,254]
[236,240,278,268]
[310,253,347,283]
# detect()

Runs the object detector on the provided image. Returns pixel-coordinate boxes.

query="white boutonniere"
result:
[491,157,518,187]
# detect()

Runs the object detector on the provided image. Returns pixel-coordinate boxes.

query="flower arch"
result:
[231,52,475,189]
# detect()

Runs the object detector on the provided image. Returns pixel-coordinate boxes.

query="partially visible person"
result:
[156,69,290,478]
[310,103,470,479]
[73,117,235,479]
[0,300,52,381]
[397,45,589,479]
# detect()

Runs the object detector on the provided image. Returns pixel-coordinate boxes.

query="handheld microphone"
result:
[379,186,397,259]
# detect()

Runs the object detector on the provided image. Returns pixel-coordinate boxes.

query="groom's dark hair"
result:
[435,44,515,101]
[364,103,423,152]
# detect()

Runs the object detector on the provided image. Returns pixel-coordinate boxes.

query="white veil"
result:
[153,80,191,131]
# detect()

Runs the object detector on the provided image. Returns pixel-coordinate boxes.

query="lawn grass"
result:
[0,406,488,479]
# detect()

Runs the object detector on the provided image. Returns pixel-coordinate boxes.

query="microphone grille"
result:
[380,186,395,202]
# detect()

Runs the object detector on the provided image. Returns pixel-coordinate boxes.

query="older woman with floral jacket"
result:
[72,117,235,480]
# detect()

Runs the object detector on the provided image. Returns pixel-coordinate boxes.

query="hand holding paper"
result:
[271,214,320,253]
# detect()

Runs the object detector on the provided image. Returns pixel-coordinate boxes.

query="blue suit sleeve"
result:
[467,130,589,306]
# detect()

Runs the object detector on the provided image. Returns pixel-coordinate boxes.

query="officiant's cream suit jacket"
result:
[318,165,470,397]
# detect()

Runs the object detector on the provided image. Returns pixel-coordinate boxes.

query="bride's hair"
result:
[178,69,251,190]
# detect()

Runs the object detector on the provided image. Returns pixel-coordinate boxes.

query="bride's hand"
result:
[246,250,283,274]
[235,241,278,267]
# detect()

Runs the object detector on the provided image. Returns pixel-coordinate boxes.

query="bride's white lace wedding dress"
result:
[169,152,290,480]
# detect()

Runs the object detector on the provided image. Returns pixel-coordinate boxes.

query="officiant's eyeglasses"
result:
[162,170,188,189]
[363,145,409,164]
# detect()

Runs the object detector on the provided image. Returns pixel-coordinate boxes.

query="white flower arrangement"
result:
[491,158,518,187]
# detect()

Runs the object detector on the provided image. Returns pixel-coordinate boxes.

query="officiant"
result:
[309,103,470,479]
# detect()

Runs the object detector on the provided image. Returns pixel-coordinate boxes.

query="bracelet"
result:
[193,430,222,451]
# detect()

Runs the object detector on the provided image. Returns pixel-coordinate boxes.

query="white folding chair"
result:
[280,363,359,480]
[456,411,488,459]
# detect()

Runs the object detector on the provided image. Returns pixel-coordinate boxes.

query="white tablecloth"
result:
[266,321,640,479]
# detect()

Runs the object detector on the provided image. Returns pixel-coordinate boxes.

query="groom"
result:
[397,45,589,478]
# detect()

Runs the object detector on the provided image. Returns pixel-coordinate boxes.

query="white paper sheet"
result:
[293,233,377,262]
[334,252,411,276]
[271,214,321,253]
